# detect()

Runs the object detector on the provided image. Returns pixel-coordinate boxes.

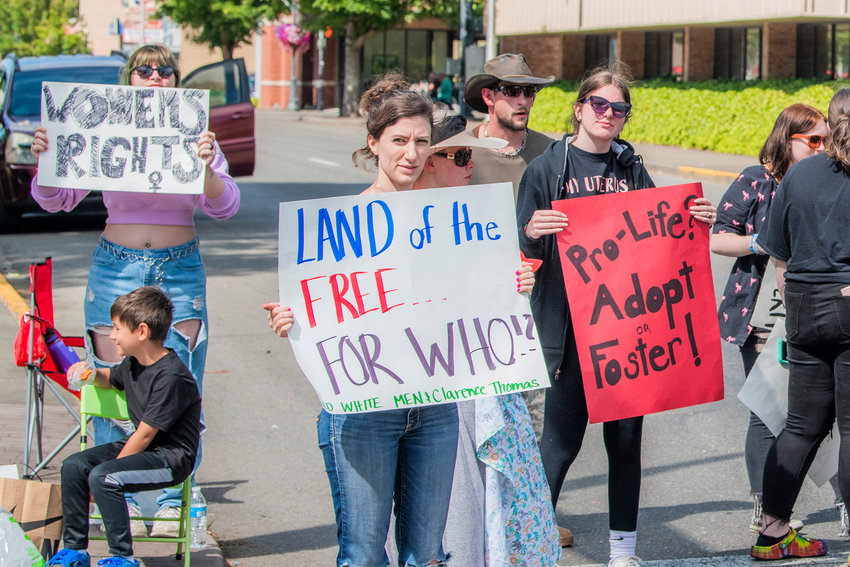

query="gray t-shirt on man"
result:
[468,125,553,200]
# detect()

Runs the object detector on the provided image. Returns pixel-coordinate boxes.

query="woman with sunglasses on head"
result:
[413,113,560,566]
[30,44,238,540]
[515,61,715,567]
[710,103,828,536]
[265,74,459,567]
[747,89,850,564]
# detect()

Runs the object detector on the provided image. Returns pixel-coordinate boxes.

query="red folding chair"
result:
[13,258,88,478]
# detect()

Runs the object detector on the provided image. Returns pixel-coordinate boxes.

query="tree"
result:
[298,0,476,116]
[157,0,288,60]
[0,0,88,57]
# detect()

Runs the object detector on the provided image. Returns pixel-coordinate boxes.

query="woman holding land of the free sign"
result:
[515,60,716,567]
[264,73,535,567]
[30,44,239,537]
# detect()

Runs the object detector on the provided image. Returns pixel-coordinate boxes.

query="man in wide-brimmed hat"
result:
[463,53,555,198]
[464,54,574,550]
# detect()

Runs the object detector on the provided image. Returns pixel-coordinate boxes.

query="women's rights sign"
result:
[554,183,723,423]
[278,183,549,414]
[37,82,209,194]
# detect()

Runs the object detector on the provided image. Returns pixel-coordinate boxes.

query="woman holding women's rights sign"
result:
[30,44,239,537]
[264,78,539,566]
[710,103,831,535]
[413,113,560,566]
[515,60,716,567]
[748,88,850,563]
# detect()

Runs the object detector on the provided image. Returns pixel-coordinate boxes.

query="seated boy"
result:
[48,286,202,567]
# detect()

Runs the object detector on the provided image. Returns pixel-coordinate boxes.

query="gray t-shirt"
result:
[469,126,553,200]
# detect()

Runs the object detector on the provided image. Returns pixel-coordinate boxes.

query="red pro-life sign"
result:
[553,183,723,423]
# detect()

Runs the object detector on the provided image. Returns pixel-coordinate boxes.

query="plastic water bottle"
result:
[189,487,207,549]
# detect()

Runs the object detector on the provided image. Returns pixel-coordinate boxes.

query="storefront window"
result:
[361,29,452,86]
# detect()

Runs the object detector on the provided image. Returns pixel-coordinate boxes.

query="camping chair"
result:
[80,384,192,566]
[14,258,88,478]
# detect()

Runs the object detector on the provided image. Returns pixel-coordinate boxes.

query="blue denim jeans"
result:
[86,236,207,509]
[762,280,850,522]
[318,405,459,567]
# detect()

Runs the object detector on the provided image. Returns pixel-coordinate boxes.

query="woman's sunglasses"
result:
[133,65,175,79]
[791,133,827,149]
[581,95,632,119]
[492,84,538,98]
[434,148,473,167]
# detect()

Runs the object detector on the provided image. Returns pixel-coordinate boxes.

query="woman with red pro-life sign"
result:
[30,44,239,541]
[516,60,715,567]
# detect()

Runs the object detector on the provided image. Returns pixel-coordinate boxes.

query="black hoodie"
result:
[516,135,654,377]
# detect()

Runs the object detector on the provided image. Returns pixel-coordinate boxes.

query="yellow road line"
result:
[0,272,28,320]
[678,165,739,181]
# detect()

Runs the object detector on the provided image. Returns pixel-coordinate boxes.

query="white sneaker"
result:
[608,556,644,567]
[149,506,181,538]
[838,501,849,537]
[126,503,148,538]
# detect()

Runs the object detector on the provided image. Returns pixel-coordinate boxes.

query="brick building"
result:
[78,1,456,110]
[494,0,850,82]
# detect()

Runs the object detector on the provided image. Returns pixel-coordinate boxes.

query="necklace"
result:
[483,123,527,159]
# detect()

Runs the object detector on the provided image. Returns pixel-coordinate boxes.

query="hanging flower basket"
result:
[277,23,311,52]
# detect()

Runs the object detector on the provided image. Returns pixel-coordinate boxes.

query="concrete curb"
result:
[678,165,740,181]
[0,271,28,320]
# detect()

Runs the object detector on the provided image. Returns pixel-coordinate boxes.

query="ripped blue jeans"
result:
[86,236,207,508]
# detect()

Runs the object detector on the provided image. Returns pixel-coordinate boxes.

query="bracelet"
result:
[750,233,760,255]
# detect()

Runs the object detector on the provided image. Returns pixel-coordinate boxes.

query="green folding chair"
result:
[80,384,192,566]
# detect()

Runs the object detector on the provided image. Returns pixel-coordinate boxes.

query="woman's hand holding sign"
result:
[31,126,48,159]
[525,209,569,240]
[198,131,217,166]
[688,197,717,225]
[517,262,535,294]
[263,302,294,337]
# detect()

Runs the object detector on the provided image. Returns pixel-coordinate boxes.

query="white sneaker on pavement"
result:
[608,556,644,567]
[838,501,849,537]
[149,506,181,538]
[126,503,148,538]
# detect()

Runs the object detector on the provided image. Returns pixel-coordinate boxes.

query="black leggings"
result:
[539,330,644,531]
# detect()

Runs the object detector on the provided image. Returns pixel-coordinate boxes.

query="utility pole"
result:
[287,0,300,111]
[459,0,472,117]
[140,0,146,46]
[486,0,496,61]
[316,31,326,111]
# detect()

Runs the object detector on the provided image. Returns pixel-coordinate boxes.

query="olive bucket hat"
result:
[463,53,554,113]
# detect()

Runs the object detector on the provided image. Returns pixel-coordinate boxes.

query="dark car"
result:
[0,54,255,232]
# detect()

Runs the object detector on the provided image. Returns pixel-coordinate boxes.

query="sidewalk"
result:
[0,281,225,566]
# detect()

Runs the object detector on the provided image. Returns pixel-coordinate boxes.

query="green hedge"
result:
[529,79,850,156]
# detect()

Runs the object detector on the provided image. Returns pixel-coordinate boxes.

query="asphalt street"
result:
[1,110,848,566]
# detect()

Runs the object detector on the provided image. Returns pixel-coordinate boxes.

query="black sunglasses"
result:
[581,95,631,119]
[492,84,537,98]
[133,64,175,79]
[434,148,473,167]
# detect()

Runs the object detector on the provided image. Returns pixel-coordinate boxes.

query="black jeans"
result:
[762,281,850,523]
[60,440,177,556]
[539,329,643,532]
[741,334,776,497]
